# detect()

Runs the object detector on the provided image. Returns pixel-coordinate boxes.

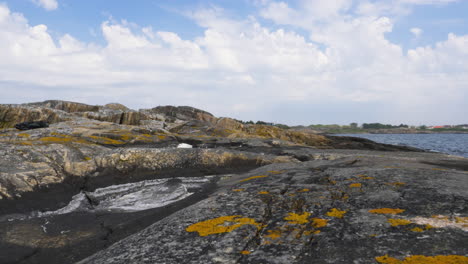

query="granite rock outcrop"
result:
[0,100,466,264]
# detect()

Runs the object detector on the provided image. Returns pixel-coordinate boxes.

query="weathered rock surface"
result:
[0,100,466,264]
[81,153,468,264]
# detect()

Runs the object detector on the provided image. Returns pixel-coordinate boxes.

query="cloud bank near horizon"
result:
[0,1,467,125]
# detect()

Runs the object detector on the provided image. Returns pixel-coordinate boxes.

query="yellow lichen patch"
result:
[455,217,468,224]
[119,134,133,141]
[284,212,311,225]
[357,174,374,180]
[258,191,269,195]
[410,227,424,232]
[311,218,328,228]
[303,230,321,236]
[267,170,283,174]
[17,133,30,138]
[297,189,310,192]
[240,175,268,182]
[369,208,405,215]
[388,219,412,227]
[386,182,406,187]
[232,189,245,192]
[264,229,282,240]
[288,193,296,197]
[157,135,166,140]
[186,215,261,237]
[376,254,468,264]
[326,208,347,218]
[240,250,251,255]
[39,137,73,143]
[84,157,92,161]
[369,234,377,237]
[349,183,362,188]
[88,135,125,145]
[431,168,448,171]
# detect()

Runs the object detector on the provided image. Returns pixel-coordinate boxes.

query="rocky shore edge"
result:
[0,100,466,264]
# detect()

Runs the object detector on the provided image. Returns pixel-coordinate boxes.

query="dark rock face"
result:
[14,121,49,130]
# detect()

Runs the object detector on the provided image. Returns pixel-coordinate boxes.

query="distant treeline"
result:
[361,123,409,129]
[233,119,468,131]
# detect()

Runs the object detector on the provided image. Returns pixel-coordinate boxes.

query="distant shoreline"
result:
[326,131,468,135]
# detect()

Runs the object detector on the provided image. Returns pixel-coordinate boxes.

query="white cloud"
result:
[0,3,467,125]
[31,0,58,11]
[410,27,423,37]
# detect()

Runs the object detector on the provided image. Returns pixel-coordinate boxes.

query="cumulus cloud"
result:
[410,27,423,38]
[0,2,467,125]
[31,0,58,11]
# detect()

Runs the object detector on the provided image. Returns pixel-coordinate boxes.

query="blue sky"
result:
[0,0,467,125]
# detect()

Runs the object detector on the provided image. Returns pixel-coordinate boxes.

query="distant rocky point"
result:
[0,100,466,264]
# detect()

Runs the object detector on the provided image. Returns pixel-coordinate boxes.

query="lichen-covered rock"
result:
[140,105,217,123]
[0,104,67,128]
[80,154,468,264]
[1,100,465,264]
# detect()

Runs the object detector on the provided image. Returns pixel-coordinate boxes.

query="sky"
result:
[0,0,467,126]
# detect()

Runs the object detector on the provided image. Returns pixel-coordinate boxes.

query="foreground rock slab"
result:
[81,153,468,264]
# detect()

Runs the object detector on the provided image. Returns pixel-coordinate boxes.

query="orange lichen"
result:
[303,230,321,236]
[186,215,261,237]
[39,137,73,143]
[258,191,269,194]
[240,175,268,182]
[240,250,251,255]
[375,254,468,264]
[357,174,374,180]
[349,183,362,188]
[311,218,328,228]
[455,217,468,224]
[410,227,424,232]
[431,168,448,171]
[298,189,310,192]
[157,135,166,140]
[284,212,311,225]
[264,229,282,240]
[267,170,283,174]
[17,133,30,138]
[232,189,244,192]
[88,135,125,145]
[326,208,347,218]
[388,219,412,227]
[369,208,405,215]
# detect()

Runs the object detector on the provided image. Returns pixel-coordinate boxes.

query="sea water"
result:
[336,133,468,158]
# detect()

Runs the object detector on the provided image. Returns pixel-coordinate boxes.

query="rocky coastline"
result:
[0,101,467,264]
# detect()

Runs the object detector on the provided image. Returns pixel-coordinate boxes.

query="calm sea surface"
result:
[335,134,468,158]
